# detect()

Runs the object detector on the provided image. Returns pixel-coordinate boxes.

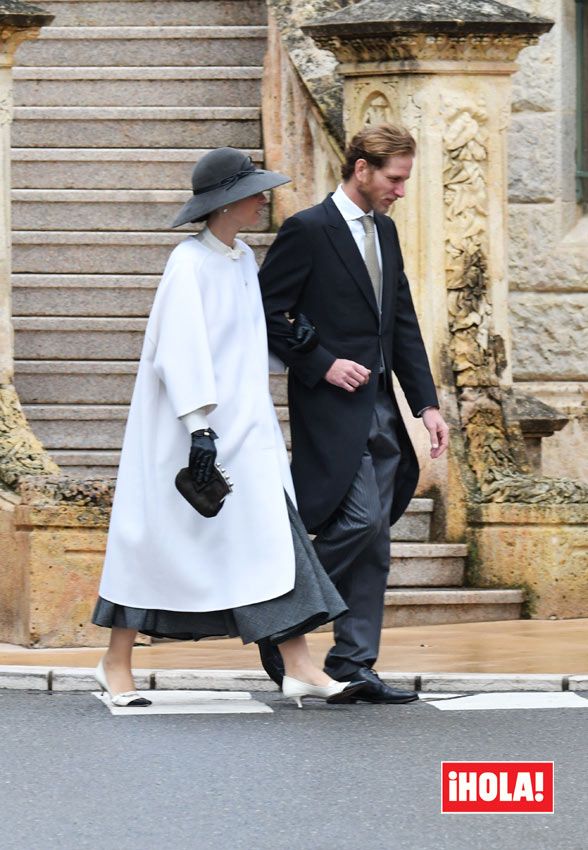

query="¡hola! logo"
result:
[441,762,554,813]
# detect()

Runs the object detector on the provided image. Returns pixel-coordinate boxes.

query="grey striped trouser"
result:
[313,389,401,678]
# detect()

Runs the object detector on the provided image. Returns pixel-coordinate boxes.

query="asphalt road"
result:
[1,690,586,850]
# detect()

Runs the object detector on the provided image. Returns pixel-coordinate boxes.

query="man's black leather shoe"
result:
[332,667,419,704]
[257,638,284,687]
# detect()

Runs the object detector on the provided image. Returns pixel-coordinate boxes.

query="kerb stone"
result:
[0,665,50,690]
[52,667,151,692]
[154,669,277,692]
[420,673,564,692]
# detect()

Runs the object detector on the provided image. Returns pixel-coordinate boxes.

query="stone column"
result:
[0,3,57,493]
[305,0,552,383]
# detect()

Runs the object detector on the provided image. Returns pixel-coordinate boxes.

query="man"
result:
[258,124,449,703]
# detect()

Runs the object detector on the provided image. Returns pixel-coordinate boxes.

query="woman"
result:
[92,148,360,709]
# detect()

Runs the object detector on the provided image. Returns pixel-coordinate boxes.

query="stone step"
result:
[24,404,129,449]
[12,231,275,274]
[23,403,290,450]
[15,26,268,68]
[388,543,467,586]
[275,407,290,449]
[49,449,120,478]
[15,361,288,406]
[390,498,433,542]
[12,275,160,317]
[11,147,264,190]
[383,589,524,628]
[11,187,270,231]
[15,360,140,404]
[40,1,267,28]
[13,66,263,107]
[14,317,147,360]
[269,372,287,404]
[12,106,261,148]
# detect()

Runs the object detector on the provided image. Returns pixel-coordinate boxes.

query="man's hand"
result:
[325,359,371,392]
[422,408,449,459]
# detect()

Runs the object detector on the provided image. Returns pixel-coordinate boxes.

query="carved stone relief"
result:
[18,473,115,510]
[348,79,410,138]
[402,93,423,140]
[362,91,393,126]
[314,33,539,65]
[441,96,588,504]
[0,384,60,489]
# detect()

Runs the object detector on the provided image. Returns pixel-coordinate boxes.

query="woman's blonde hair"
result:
[341,124,416,181]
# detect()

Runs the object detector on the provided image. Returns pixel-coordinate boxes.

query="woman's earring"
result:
[222,208,229,214]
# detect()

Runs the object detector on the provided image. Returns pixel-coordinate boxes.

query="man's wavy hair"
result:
[341,124,416,181]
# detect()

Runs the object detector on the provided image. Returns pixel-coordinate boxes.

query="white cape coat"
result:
[99,236,296,611]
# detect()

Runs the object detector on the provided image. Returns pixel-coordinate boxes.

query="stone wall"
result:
[508,0,588,482]
[262,1,345,223]
[469,502,588,619]
[1,476,121,647]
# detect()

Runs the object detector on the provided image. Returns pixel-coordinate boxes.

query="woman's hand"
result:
[289,313,319,353]
[188,428,218,486]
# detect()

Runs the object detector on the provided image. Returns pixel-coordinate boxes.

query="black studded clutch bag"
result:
[175,464,233,518]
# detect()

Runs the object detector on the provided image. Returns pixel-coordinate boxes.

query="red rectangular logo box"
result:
[441,761,554,814]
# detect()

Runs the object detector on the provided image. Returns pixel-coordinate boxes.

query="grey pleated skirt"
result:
[92,493,346,645]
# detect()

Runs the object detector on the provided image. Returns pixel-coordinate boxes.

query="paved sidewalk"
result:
[2,618,588,672]
[1,620,587,692]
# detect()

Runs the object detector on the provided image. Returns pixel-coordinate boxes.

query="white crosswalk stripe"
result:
[425,692,588,711]
[94,690,273,715]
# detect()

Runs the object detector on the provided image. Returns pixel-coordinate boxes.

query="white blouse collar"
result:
[197,226,245,260]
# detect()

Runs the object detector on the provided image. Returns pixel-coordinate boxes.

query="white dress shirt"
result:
[331,184,382,272]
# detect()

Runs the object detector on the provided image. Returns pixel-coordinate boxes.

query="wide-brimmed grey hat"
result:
[171,147,291,228]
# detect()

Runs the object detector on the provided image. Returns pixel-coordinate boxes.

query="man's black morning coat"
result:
[259,195,439,534]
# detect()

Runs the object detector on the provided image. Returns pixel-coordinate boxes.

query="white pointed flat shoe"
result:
[281,675,363,709]
[95,658,152,707]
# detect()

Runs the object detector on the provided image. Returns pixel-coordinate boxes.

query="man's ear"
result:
[354,158,372,183]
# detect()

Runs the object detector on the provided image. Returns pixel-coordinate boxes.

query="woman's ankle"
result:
[102,652,131,673]
[284,664,331,686]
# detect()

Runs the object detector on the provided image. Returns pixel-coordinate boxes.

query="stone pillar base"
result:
[468,503,588,619]
[0,496,28,645]
[0,500,146,648]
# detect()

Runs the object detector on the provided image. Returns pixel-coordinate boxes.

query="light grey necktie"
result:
[360,214,382,310]
[361,214,385,375]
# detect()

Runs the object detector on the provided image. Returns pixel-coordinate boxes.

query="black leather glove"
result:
[289,312,319,353]
[188,428,218,487]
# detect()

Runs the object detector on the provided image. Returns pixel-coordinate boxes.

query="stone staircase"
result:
[9,0,523,626]
[387,512,522,627]
[11,0,270,475]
